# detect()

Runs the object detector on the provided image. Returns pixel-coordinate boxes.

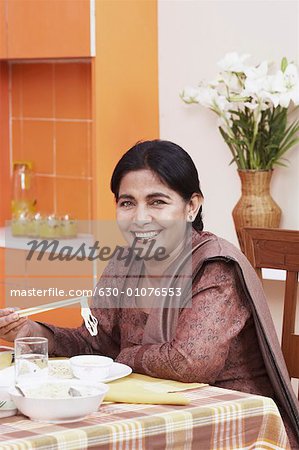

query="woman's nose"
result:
[133,205,152,225]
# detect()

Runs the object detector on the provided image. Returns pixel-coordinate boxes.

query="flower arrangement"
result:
[180,52,299,170]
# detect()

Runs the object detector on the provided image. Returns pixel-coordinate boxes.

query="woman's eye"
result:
[151,200,166,206]
[119,201,134,208]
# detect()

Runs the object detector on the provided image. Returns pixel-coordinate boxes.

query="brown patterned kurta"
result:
[41,231,298,448]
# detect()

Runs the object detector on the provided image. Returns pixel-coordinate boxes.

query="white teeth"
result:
[134,231,159,239]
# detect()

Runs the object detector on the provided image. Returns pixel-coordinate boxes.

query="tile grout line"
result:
[10,59,91,65]
[52,63,57,215]
[35,174,92,180]
[87,120,92,220]
[20,64,24,160]
[11,117,93,123]
[87,63,93,220]
[8,63,13,178]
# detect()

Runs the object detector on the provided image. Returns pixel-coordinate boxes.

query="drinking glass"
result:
[14,337,48,384]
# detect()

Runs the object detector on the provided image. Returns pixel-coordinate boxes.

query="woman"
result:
[0,140,298,447]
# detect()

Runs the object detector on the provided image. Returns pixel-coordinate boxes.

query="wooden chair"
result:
[243,227,299,397]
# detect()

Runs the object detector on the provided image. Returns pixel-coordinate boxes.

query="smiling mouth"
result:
[131,230,161,241]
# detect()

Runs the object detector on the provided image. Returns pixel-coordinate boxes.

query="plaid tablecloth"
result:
[0,385,290,450]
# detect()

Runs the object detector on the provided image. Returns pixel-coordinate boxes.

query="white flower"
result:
[278,93,292,108]
[262,92,281,108]
[217,52,250,73]
[269,71,286,92]
[180,53,299,171]
[242,62,269,98]
[180,86,201,104]
[266,91,293,108]
[284,63,298,89]
[244,102,259,110]
[244,61,268,80]
[195,86,229,111]
[259,63,299,107]
[220,72,242,93]
[214,94,230,111]
[290,84,299,105]
[242,77,267,98]
[208,77,220,88]
[195,87,215,107]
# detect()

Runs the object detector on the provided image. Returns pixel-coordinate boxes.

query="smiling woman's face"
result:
[116,169,194,257]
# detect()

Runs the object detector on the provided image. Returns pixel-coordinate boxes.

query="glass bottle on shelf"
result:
[11,161,37,218]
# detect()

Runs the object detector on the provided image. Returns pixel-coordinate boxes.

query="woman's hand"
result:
[0,308,40,342]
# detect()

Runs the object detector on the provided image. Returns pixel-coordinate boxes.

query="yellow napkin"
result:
[104,373,207,405]
[0,350,13,370]
[50,359,207,406]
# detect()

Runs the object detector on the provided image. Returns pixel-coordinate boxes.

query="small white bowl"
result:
[0,385,17,418]
[70,355,113,381]
[9,379,109,423]
[0,347,17,418]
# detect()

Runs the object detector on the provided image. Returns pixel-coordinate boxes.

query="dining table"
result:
[0,382,290,450]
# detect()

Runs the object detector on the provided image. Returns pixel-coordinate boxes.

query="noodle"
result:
[48,361,73,379]
[25,382,98,399]
[80,298,98,336]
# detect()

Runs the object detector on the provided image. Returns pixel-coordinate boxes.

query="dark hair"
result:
[110,140,204,231]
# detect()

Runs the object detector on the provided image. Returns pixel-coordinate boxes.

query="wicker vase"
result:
[232,170,282,251]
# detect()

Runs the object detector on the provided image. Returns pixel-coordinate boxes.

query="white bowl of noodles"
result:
[9,379,109,423]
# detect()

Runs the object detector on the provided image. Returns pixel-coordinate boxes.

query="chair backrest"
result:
[243,227,299,395]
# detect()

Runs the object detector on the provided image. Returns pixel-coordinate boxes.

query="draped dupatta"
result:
[97,229,299,440]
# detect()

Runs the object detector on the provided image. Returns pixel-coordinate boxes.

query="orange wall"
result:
[10,61,93,220]
[0,0,159,333]
[3,0,90,59]
[6,61,93,329]
[0,62,9,334]
[0,63,9,341]
[92,0,159,219]
[5,1,159,222]
[0,1,8,58]
[0,62,10,227]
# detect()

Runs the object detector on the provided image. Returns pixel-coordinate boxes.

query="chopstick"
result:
[17,296,89,318]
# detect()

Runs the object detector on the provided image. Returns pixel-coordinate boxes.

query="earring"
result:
[188,214,193,222]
